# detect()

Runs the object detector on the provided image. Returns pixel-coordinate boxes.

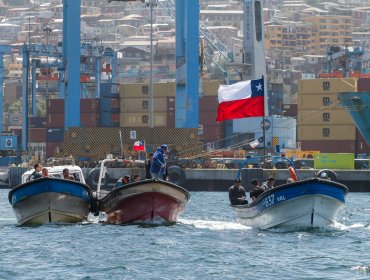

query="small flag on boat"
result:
[249,139,260,149]
[216,77,265,121]
[133,140,145,151]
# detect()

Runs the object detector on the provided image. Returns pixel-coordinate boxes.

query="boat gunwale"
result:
[98,178,190,202]
[231,177,348,210]
[8,177,93,203]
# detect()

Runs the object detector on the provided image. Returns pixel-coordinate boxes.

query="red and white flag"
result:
[133,140,145,151]
[216,78,265,122]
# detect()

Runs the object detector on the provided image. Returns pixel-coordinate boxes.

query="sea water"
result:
[1,189,370,280]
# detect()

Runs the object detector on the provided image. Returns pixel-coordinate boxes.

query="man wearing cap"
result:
[229,179,248,205]
[150,144,168,179]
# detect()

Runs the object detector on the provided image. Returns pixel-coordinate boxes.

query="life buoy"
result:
[289,166,298,182]
[87,168,110,190]
[317,169,337,181]
[168,165,185,186]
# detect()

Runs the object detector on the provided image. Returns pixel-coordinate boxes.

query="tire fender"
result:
[87,168,110,190]
[168,165,185,186]
[316,169,337,181]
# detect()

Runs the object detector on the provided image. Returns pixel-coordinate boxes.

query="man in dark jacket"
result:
[229,179,248,205]
[145,152,154,179]
[250,179,264,201]
[150,144,168,179]
[30,163,42,180]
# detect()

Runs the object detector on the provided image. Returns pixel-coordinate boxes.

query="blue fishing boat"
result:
[337,91,370,144]
[8,165,93,226]
[230,156,349,229]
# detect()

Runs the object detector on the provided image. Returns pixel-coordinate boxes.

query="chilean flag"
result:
[216,78,265,122]
[133,140,145,151]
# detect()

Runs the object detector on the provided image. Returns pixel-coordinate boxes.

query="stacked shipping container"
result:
[297,78,370,153]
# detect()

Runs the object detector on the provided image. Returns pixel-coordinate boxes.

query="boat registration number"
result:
[262,194,286,208]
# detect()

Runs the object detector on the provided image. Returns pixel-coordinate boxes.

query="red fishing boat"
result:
[95,158,190,225]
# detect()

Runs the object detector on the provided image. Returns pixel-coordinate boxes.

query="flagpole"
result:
[262,75,266,156]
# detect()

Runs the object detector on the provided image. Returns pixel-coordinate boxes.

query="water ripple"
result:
[1,191,370,279]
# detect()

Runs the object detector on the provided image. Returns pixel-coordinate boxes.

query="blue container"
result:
[46,128,64,142]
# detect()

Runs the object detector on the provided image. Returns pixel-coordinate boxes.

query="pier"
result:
[5,167,368,192]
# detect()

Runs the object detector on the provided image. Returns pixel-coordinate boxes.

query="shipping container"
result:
[120,97,167,113]
[110,114,119,123]
[29,117,47,128]
[357,78,370,91]
[81,98,99,113]
[314,153,355,169]
[298,94,341,110]
[199,124,224,143]
[355,130,370,154]
[81,113,98,127]
[46,141,63,158]
[120,112,167,127]
[46,127,65,142]
[47,113,65,127]
[119,82,175,98]
[199,111,219,127]
[298,78,356,94]
[47,99,64,113]
[298,109,354,125]
[111,98,120,109]
[201,80,220,96]
[300,140,356,153]
[9,128,22,137]
[199,96,219,111]
[298,125,356,141]
[282,104,297,117]
[29,128,46,142]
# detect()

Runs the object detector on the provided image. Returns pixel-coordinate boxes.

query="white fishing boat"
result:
[231,156,349,229]
[8,165,93,226]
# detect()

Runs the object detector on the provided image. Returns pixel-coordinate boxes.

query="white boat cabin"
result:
[21,165,86,184]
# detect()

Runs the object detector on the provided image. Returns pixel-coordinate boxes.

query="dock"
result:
[5,167,369,192]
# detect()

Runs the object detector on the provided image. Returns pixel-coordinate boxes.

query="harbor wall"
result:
[6,167,369,192]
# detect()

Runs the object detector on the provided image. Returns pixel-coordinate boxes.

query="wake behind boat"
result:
[95,158,190,225]
[8,165,93,226]
[230,156,349,230]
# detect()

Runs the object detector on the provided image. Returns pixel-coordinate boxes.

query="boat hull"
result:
[232,178,348,229]
[99,179,190,224]
[8,178,92,226]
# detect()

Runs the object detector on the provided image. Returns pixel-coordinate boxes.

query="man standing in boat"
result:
[150,144,168,179]
[229,179,248,205]
[145,152,154,179]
